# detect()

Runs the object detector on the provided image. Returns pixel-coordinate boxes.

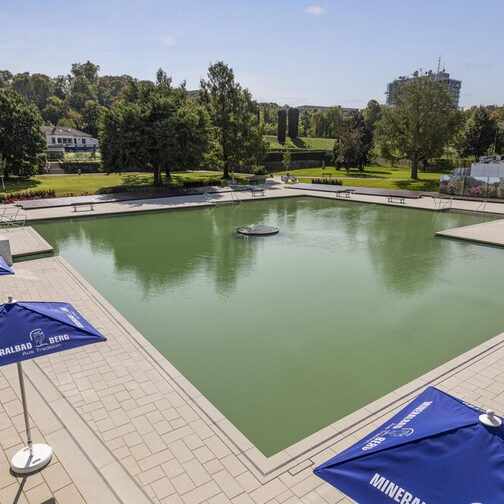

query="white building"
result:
[41,126,99,149]
[454,155,504,178]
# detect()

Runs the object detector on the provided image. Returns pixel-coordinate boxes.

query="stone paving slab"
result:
[2,192,504,503]
[15,186,252,210]
[436,218,504,247]
[11,184,504,228]
[0,226,53,257]
[1,248,504,502]
[288,183,434,199]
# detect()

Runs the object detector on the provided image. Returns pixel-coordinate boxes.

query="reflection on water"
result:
[35,199,504,456]
[42,201,299,296]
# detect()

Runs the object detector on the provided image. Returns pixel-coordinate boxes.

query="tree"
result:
[363,99,382,129]
[458,106,497,159]
[200,62,266,178]
[0,70,13,88]
[334,122,366,172]
[277,109,287,143]
[288,107,299,139]
[100,71,210,186]
[81,100,105,137]
[51,75,69,100]
[351,113,373,169]
[10,72,52,110]
[282,150,291,171]
[374,76,461,179]
[97,75,133,107]
[71,61,100,85]
[311,107,344,138]
[299,110,312,136]
[67,75,96,111]
[0,89,46,178]
[42,96,68,124]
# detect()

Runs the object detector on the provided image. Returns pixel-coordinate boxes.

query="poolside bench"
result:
[71,202,95,212]
[388,196,406,204]
[334,189,354,198]
[251,187,265,197]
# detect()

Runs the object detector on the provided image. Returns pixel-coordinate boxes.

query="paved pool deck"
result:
[436,218,504,247]
[1,186,504,503]
[0,227,53,258]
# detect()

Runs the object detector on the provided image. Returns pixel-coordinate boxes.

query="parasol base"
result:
[479,409,502,428]
[10,443,53,474]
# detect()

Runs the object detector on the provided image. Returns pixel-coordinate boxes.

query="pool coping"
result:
[24,196,504,480]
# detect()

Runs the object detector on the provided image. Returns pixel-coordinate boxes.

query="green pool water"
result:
[34,198,504,456]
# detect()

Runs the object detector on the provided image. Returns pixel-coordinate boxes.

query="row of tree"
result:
[0,62,267,182]
[0,62,132,137]
[102,64,266,184]
[1,61,503,183]
[331,79,504,179]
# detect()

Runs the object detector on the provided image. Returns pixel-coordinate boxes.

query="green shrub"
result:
[311,178,342,185]
[250,165,268,175]
[46,150,65,161]
[59,161,103,173]
[180,178,225,188]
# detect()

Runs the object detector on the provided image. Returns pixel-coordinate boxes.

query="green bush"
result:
[59,161,103,173]
[311,178,342,185]
[46,150,65,161]
[180,178,225,188]
[250,165,268,175]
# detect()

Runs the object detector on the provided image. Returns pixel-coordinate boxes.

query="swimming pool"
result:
[34,198,504,456]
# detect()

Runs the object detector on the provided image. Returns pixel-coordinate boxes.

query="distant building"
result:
[386,69,461,107]
[454,155,504,178]
[41,126,99,150]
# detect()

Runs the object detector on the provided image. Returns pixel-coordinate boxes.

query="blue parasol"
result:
[315,386,504,503]
[0,297,107,473]
[0,256,14,275]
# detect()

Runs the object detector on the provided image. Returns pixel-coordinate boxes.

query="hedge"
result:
[58,161,103,173]
[311,178,342,185]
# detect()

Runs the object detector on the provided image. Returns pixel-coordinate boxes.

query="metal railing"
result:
[433,196,453,211]
[0,207,27,228]
[474,200,487,214]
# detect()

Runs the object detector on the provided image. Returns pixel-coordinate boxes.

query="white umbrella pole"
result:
[10,361,52,474]
[17,362,33,454]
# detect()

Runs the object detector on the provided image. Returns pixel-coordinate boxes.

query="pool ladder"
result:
[229,188,242,205]
[433,196,453,211]
[203,187,242,209]
[474,200,487,214]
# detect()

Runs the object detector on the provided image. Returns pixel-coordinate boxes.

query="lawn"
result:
[297,177,440,192]
[277,165,444,192]
[0,171,247,197]
[265,136,335,151]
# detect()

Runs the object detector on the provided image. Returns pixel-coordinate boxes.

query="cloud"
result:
[304,5,324,15]
[161,35,176,47]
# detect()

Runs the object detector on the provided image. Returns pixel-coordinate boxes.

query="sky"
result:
[0,0,503,109]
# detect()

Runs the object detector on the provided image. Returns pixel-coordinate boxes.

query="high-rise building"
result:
[386,68,461,107]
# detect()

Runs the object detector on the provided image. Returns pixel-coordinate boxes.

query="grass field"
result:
[276,165,444,192]
[0,171,247,197]
[265,136,335,151]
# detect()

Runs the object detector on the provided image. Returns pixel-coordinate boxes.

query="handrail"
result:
[433,196,452,210]
[474,200,487,214]
[0,207,27,228]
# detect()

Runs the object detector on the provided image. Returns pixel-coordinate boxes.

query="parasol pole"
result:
[7,296,53,474]
[17,362,33,455]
